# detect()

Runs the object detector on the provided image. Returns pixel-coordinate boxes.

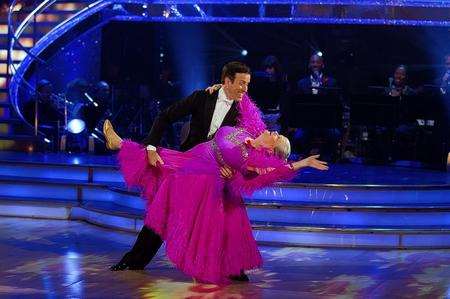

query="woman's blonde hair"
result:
[274,135,291,160]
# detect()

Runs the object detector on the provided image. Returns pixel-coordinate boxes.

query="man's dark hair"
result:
[221,61,251,83]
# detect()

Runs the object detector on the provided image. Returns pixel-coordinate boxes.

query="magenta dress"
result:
[118,126,294,284]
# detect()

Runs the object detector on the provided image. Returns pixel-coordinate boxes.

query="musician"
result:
[385,65,417,98]
[297,54,337,95]
[249,55,286,113]
[283,54,340,161]
[384,65,419,161]
[439,54,450,95]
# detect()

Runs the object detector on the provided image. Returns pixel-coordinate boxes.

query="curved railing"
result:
[8,0,112,138]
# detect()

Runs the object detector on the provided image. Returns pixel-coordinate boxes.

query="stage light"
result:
[317,51,323,57]
[84,93,98,107]
[91,132,103,140]
[142,4,148,9]
[44,138,51,143]
[67,119,86,134]
[241,49,248,56]
[160,53,164,58]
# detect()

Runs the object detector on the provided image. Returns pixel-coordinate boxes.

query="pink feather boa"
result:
[237,93,266,137]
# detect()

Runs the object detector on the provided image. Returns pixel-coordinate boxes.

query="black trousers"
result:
[121,225,163,267]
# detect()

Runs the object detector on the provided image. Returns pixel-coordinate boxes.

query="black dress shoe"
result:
[109,262,144,271]
[109,252,144,271]
[229,272,249,282]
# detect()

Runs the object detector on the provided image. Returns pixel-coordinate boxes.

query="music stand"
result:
[350,94,399,127]
[287,91,343,129]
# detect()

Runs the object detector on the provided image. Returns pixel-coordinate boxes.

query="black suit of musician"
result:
[110,62,251,279]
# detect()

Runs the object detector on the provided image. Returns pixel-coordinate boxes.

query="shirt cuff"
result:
[146,144,157,151]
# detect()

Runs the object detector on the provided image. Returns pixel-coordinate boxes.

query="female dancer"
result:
[104,120,328,285]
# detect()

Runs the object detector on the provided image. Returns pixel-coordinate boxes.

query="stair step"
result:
[252,221,450,234]
[246,199,450,211]
[3,197,450,234]
[0,196,78,206]
[0,174,111,187]
[81,200,143,218]
[1,197,450,248]
[0,199,74,220]
[106,186,450,211]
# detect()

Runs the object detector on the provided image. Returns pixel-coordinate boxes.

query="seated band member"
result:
[385,65,417,97]
[297,53,337,95]
[104,120,328,284]
[439,54,450,95]
[287,54,340,161]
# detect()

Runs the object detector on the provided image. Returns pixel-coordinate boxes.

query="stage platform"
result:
[1,151,450,249]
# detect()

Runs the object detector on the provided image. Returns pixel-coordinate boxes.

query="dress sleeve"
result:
[227,147,296,197]
[228,165,295,198]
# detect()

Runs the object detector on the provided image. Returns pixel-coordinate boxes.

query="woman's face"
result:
[257,130,281,150]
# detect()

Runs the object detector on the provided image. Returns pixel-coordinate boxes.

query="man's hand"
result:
[205,84,222,94]
[147,150,164,167]
[220,165,234,179]
[247,166,275,175]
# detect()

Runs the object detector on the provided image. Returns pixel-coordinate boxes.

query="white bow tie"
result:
[221,99,233,106]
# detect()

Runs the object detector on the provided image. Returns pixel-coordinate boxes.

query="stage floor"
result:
[1,217,450,298]
[0,151,448,186]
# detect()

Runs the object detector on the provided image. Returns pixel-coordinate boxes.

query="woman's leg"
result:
[103,119,123,150]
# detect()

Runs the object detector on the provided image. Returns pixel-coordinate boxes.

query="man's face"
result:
[394,67,407,86]
[309,55,324,73]
[223,73,251,101]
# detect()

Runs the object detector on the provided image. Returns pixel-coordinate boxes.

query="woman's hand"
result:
[205,84,222,94]
[291,154,329,171]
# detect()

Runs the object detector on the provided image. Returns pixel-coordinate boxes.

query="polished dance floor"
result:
[1,217,450,299]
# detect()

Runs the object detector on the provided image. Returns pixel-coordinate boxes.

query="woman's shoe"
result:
[103,119,121,150]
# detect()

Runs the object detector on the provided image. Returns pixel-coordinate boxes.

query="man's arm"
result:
[142,90,205,146]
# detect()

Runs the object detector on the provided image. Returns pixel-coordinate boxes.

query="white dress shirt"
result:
[207,87,234,138]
